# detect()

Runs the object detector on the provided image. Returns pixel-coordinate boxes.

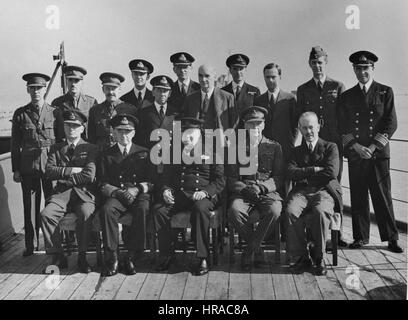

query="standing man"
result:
[338,51,402,253]
[183,64,236,131]
[41,110,98,273]
[228,107,283,271]
[296,46,345,181]
[11,73,58,256]
[151,118,225,275]
[135,75,177,149]
[88,72,137,149]
[285,112,342,276]
[254,63,298,162]
[52,65,97,141]
[222,54,260,118]
[98,114,154,276]
[169,52,200,114]
[120,59,154,111]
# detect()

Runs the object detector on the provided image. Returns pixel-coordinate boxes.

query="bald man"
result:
[182,64,236,131]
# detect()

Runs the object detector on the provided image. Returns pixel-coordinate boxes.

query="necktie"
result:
[159,105,165,120]
[182,84,187,96]
[67,143,75,161]
[362,85,367,95]
[137,91,142,106]
[202,93,209,112]
[235,86,241,99]
[123,148,128,158]
[308,143,313,153]
[317,81,323,92]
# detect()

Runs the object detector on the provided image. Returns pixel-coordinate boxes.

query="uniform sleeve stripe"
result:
[342,134,355,147]
[374,133,389,147]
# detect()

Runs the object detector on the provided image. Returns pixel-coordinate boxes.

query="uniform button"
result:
[180,187,184,191]
[181,172,185,176]
[369,134,373,138]
[183,167,186,169]
[356,113,359,116]
[196,180,199,183]
[181,180,184,183]
[370,119,373,122]
[196,173,199,176]
[370,111,374,114]
[320,106,323,109]
[195,188,199,191]
[355,120,359,123]
[369,127,373,130]
[356,135,360,138]
[119,175,122,179]
[355,128,359,131]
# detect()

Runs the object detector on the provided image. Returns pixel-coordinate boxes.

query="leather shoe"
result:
[349,239,369,249]
[253,248,267,268]
[23,247,34,257]
[241,250,253,272]
[338,238,349,247]
[104,251,118,277]
[124,256,137,275]
[77,253,92,273]
[193,258,209,276]
[155,255,175,272]
[314,259,327,276]
[388,240,403,253]
[290,255,312,274]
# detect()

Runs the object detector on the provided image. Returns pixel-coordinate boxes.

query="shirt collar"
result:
[201,88,214,101]
[154,101,167,114]
[66,138,80,147]
[178,79,190,90]
[308,139,318,151]
[134,87,146,99]
[313,75,327,86]
[359,78,373,92]
[267,88,280,100]
[117,143,131,154]
[232,81,244,90]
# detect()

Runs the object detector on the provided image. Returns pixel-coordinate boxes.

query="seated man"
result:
[151,117,225,275]
[97,114,153,276]
[41,110,99,273]
[285,111,342,276]
[228,106,283,271]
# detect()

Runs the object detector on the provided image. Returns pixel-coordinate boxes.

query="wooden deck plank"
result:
[270,251,299,300]
[250,251,275,300]
[69,272,101,300]
[0,254,48,299]
[228,252,251,300]
[91,273,127,300]
[292,271,323,300]
[159,253,191,300]
[315,258,348,300]
[182,269,209,300]
[137,265,168,300]
[204,251,229,300]
[3,262,48,300]
[46,254,98,300]
[342,248,396,300]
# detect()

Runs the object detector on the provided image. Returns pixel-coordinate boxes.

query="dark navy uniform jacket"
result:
[222,82,260,115]
[169,80,201,114]
[120,89,154,113]
[338,81,397,159]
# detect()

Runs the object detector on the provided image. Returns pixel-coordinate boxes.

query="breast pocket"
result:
[96,119,109,136]
[23,124,37,140]
[44,121,55,140]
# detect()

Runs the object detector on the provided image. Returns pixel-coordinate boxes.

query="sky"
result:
[0,0,407,109]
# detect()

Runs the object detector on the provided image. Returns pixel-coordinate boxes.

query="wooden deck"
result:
[0,214,406,300]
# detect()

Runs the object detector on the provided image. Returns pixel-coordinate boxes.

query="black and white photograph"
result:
[0,0,406,307]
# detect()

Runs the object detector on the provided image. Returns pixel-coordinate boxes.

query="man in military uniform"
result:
[52,65,97,141]
[97,114,154,276]
[296,46,345,182]
[228,106,283,271]
[168,52,200,114]
[40,110,98,273]
[11,73,58,256]
[285,112,342,276]
[135,75,177,149]
[151,118,225,275]
[222,54,260,120]
[338,51,402,253]
[88,72,137,150]
[120,59,154,111]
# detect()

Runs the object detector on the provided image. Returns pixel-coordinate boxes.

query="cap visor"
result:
[131,69,148,73]
[64,120,83,125]
[66,75,83,79]
[114,125,135,130]
[27,84,46,87]
[102,82,120,87]
[153,85,171,89]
